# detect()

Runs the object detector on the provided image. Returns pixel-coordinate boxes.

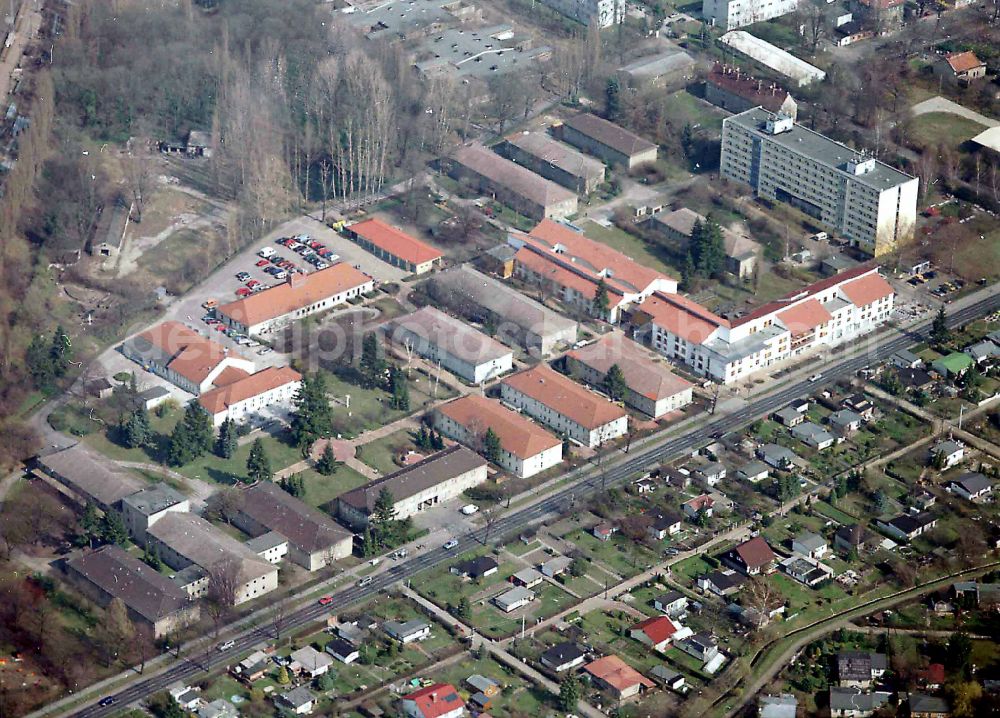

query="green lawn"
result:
[578,220,682,280]
[670,555,717,584]
[297,465,370,509]
[82,407,306,484]
[658,89,727,133]
[562,529,660,578]
[357,429,421,475]
[812,500,859,526]
[909,112,988,148]
[424,654,557,718]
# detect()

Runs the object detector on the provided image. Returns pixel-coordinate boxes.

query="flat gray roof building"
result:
[414,25,551,78]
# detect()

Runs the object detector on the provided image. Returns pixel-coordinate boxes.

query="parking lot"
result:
[93,214,413,396]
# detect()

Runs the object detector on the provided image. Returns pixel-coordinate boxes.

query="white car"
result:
[443,539,459,550]
[258,247,275,258]
[808,373,823,382]
[460,504,479,515]
[217,640,235,652]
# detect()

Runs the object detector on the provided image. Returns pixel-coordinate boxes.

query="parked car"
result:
[246,279,260,289]
[255,259,270,267]
[461,504,479,515]
[314,261,329,270]
[236,287,252,297]
[201,299,218,310]
[258,247,276,258]
[274,270,288,280]
[235,272,251,282]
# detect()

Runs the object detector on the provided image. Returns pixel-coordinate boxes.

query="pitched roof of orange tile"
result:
[584,655,655,691]
[501,364,626,430]
[840,272,893,307]
[526,219,675,293]
[567,334,692,401]
[946,51,984,73]
[777,298,833,336]
[436,395,560,460]
[635,292,727,345]
[199,366,302,416]
[347,218,442,266]
[213,365,253,389]
[135,321,250,385]
[218,263,373,327]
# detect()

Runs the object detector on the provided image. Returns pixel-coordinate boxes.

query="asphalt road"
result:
[71,287,1000,718]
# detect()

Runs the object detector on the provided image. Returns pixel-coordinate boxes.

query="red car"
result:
[246,279,260,289]
[310,241,324,250]
[255,259,270,267]
[214,323,227,332]
[318,595,334,606]
[235,287,252,297]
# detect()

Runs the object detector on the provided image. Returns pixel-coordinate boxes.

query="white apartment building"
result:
[499,365,628,448]
[703,0,799,30]
[633,265,894,384]
[387,306,514,384]
[538,0,623,27]
[217,264,375,336]
[198,366,302,427]
[337,446,488,530]
[721,108,917,257]
[434,394,563,479]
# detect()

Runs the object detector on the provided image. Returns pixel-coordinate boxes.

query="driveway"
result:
[911,96,998,128]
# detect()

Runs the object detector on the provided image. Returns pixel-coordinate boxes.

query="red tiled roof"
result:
[436,395,560,460]
[636,292,727,345]
[584,655,655,692]
[513,244,625,307]
[403,683,464,718]
[777,298,832,336]
[684,494,715,511]
[135,321,250,385]
[199,366,302,416]
[918,663,945,685]
[218,263,373,327]
[526,219,675,293]
[501,365,627,430]
[731,264,876,327]
[733,536,776,569]
[348,218,442,266]
[632,616,679,645]
[213,365,252,388]
[840,272,893,307]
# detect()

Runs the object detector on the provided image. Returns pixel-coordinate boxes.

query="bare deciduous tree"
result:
[205,557,242,636]
[122,146,155,223]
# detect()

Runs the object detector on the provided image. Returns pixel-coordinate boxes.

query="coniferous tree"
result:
[359,333,387,389]
[316,442,339,476]
[246,438,272,483]
[216,417,238,459]
[930,306,951,347]
[168,402,213,466]
[122,407,152,449]
[49,325,71,379]
[592,278,610,318]
[290,373,334,449]
[604,364,628,402]
[482,428,502,464]
[389,365,410,411]
[102,510,129,546]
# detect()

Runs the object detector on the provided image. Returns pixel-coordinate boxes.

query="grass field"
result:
[578,220,682,280]
[297,465,370,508]
[909,112,988,148]
[357,429,421,475]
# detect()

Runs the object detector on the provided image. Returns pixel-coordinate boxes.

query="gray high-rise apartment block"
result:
[720,108,917,257]
[538,0,623,27]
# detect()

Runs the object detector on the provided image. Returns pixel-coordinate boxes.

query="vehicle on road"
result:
[98,697,116,707]
[318,595,334,606]
[461,504,479,515]
[217,640,235,652]
[443,539,459,550]
[808,373,822,382]
[357,576,373,588]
